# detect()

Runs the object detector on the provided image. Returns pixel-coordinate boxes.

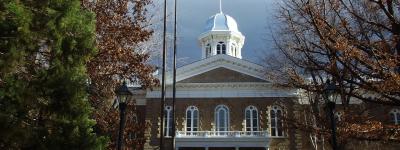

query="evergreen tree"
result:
[0,0,107,149]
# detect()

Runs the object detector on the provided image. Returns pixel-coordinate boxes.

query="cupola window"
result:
[217,42,226,54]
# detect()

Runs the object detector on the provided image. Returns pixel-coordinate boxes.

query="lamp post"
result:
[115,81,132,150]
[323,80,338,150]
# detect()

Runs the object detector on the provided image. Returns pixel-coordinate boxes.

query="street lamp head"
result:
[115,81,132,103]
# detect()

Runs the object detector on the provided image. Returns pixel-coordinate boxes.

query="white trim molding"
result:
[146,82,298,98]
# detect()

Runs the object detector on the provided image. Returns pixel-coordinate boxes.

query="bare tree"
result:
[274,0,399,105]
[265,0,400,148]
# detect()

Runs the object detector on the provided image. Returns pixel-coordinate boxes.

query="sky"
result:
[156,0,281,66]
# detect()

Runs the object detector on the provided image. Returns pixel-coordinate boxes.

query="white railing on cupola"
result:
[176,131,268,138]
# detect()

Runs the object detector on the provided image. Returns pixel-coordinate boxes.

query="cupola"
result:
[198,1,245,59]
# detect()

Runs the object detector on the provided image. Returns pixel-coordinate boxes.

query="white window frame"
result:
[270,105,284,137]
[390,109,400,125]
[217,42,226,54]
[215,105,229,132]
[245,105,259,132]
[164,106,172,137]
[186,106,199,132]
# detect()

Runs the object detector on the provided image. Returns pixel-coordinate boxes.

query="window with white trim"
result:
[164,106,173,137]
[390,109,400,125]
[186,106,199,132]
[216,42,226,54]
[270,106,283,137]
[245,105,259,132]
[215,105,229,133]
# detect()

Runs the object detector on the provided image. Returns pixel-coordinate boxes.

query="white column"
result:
[212,41,217,56]
[235,147,239,150]
[205,147,209,150]
[238,44,242,59]
[226,41,231,55]
[201,42,206,59]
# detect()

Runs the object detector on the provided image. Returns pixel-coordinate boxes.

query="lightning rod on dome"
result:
[219,0,222,13]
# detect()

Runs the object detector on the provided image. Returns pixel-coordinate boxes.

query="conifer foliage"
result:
[0,0,106,149]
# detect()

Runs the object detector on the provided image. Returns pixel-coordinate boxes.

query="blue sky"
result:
[155,0,281,66]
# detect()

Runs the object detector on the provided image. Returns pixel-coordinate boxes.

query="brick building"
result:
[129,5,400,150]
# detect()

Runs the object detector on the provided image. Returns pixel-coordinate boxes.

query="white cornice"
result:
[146,82,298,98]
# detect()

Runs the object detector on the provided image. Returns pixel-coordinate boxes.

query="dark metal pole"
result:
[172,0,178,150]
[328,101,337,150]
[117,102,127,150]
[159,0,167,149]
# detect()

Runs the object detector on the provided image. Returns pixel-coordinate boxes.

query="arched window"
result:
[270,106,283,137]
[245,106,259,132]
[206,44,211,57]
[186,106,199,133]
[390,109,400,125]
[217,42,226,54]
[164,106,173,137]
[215,105,229,134]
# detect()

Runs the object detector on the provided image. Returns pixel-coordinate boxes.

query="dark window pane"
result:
[253,118,258,127]
[164,110,168,118]
[194,110,198,118]
[252,110,257,118]
[187,110,191,119]
[246,118,250,127]
[193,120,198,127]
[169,128,173,136]
[271,128,276,136]
[271,110,275,118]
[270,110,276,129]
[278,127,283,136]
[187,119,191,127]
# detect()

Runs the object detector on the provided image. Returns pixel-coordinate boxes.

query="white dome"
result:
[204,13,240,33]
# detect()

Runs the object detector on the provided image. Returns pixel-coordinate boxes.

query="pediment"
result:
[167,55,268,84]
[179,67,266,83]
